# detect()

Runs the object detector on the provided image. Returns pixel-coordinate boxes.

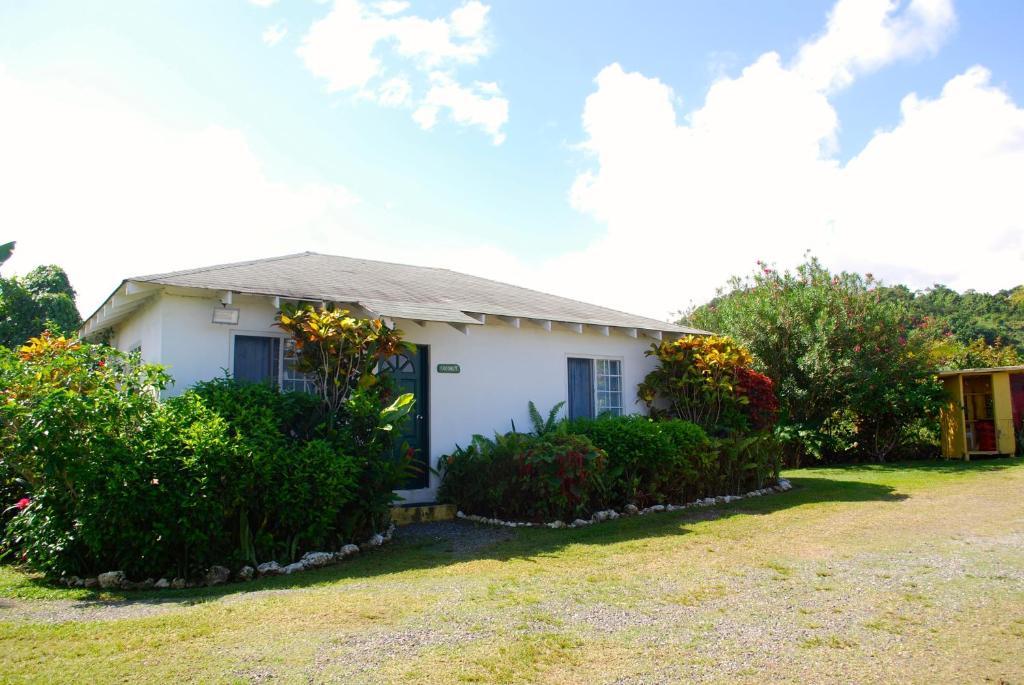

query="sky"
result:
[1,0,1022,321]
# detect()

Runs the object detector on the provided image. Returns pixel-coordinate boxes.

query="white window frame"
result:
[594,357,624,417]
[280,336,316,393]
[565,354,625,418]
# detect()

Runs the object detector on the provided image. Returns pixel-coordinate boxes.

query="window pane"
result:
[593,358,622,417]
[282,337,314,393]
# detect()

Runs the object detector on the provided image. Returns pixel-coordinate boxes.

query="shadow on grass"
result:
[1,471,913,611]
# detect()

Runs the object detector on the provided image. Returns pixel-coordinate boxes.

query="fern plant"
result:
[528,400,566,436]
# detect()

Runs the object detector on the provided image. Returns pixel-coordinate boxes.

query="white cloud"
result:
[414,73,508,144]
[795,0,955,93]
[296,0,385,91]
[520,0,1022,319]
[450,0,489,38]
[261,22,287,47]
[373,0,409,15]
[249,0,278,7]
[296,0,506,142]
[0,68,366,315]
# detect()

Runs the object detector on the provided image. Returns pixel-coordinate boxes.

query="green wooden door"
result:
[381,346,429,489]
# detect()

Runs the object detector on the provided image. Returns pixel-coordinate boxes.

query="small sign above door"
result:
[436,363,461,374]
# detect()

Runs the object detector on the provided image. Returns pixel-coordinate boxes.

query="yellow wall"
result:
[940,376,966,459]
[992,372,1015,455]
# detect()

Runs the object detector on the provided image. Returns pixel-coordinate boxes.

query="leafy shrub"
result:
[440,408,778,521]
[566,415,675,506]
[518,433,606,521]
[1,333,413,581]
[275,305,408,419]
[735,368,779,430]
[436,431,532,519]
[437,409,606,522]
[565,416,776,506]
[638,335,753,431]
[637,335,779,436]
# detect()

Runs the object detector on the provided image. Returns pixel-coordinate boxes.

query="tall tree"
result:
[0,255,82,348]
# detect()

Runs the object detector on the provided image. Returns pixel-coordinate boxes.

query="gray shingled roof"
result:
[127,252,702,334]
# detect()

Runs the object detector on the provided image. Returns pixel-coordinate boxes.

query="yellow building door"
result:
[963,375,997,453]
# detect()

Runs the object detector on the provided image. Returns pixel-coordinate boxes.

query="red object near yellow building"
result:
[939,365,1024,459]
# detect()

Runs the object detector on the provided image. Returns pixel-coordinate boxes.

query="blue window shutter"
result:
[233,336,280,385]
[567,357,594,419]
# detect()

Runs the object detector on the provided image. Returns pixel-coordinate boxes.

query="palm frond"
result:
[0,241,13,269]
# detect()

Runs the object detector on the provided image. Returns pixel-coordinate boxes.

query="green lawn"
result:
[2,460,1024,684]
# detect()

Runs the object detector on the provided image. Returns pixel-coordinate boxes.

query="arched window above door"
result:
[380,351,415,374]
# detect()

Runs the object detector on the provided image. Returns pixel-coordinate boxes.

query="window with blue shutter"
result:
[233,335,280,386]
[568,357,623,419]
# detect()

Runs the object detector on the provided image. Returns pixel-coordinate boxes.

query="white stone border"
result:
[69,524,397,591]
[455,479,793,529]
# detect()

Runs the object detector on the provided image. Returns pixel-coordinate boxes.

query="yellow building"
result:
[939,365,1024,459]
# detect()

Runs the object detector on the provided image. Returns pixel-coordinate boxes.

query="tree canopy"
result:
[0,243,81,348]
[681,258,988,463]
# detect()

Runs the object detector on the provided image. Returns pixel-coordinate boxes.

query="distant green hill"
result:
[878,284,1024,353]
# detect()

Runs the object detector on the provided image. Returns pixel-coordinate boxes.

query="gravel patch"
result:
[394,519,516,556]
[0,595,193,623]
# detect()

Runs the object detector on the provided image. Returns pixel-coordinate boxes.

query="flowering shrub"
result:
[686,257,944,463]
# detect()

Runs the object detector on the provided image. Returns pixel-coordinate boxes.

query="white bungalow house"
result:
[81,252,703,504]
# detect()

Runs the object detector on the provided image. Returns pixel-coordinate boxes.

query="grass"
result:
[2,459,1024,683]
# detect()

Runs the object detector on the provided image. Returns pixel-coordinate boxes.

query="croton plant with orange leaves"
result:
[275,305,411,420]
[638,334,777,433]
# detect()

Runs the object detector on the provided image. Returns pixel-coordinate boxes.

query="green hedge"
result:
[439,413,780,520]
[0,337,409,580]
[566,415,713,506]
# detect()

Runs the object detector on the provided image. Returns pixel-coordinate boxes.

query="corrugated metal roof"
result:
[128,252,703,334]
[937,364,1024,377]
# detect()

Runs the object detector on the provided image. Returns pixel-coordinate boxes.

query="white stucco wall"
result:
[112,297,162,363]
[112,291,661,503]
